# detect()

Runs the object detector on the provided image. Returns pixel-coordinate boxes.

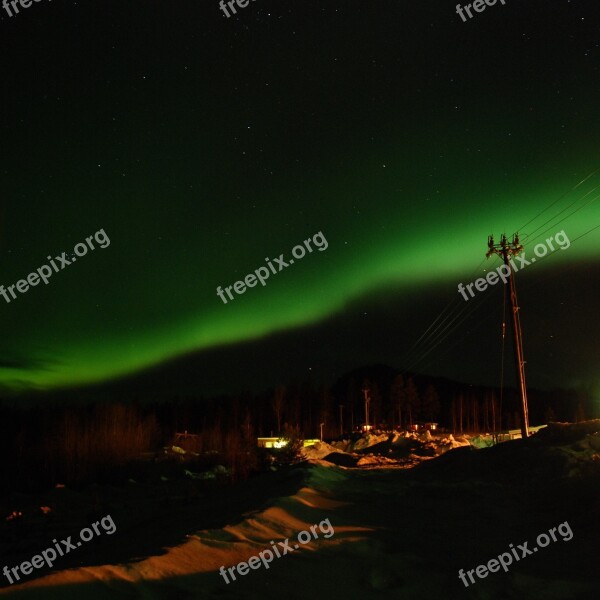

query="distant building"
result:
[257,437,288,449]
[257,437,321,448]
[406,422,438,432]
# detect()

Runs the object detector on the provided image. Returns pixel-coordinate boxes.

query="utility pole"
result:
[339,404,344,435]
[362,384,371,429]
[487,233,529,439]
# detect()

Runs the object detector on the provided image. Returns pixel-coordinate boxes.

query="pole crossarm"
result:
[486,233,524,258]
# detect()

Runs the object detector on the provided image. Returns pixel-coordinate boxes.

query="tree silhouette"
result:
[405,377,420,426]
[422,383,440,422]
[390,374,406,428]
[272,386,285,435]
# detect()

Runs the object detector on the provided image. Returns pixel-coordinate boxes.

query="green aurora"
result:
[1,0,598,394]
[2,163,598,392]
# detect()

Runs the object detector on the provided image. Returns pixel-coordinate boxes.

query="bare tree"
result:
[272,386,285,435]
[390,374,406,428]
[422,384,440,422]
[405,378,420,427]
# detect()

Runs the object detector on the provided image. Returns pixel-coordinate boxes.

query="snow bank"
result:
[300,441,342,460]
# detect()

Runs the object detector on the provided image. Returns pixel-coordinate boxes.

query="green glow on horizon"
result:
[1,178,598,393]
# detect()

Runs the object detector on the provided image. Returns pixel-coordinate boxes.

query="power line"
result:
[400,173,600,383]
[517,166,600,233]
[402,291,493,375]
[399,257,491,367]
[401,293,479,372]
[401,267,501,375]
[500,219,600,310]
[525,190,600,248]
[523,183,600,242]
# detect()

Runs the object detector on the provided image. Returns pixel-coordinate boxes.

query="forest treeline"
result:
[0,365,593,492]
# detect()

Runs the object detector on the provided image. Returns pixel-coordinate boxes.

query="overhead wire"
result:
[516,165,600,234]
[522,183,600,243]
[400,168,600,378]
[504,220,600,305]
[402,258,503,374]
[524,189,600,248]
[399,257,490,367]
[402,291,495,375]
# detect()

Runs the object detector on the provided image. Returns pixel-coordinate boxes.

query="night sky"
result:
[1,1,599,403]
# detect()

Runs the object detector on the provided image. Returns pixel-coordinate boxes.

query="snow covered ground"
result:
[1,421,598,599]
[301,429,473,467]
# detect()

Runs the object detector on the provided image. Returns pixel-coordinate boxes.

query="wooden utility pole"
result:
[362,384,371,428]
[487,233,529,438]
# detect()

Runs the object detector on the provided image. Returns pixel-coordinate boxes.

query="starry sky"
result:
[0,0,599,403]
